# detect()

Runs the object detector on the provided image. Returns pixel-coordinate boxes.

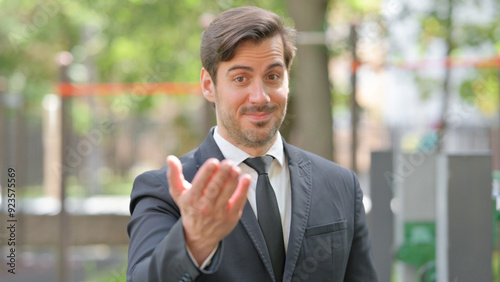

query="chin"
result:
[242,127,278,147]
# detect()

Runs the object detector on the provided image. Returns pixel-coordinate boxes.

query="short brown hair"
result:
[200,6,296,84]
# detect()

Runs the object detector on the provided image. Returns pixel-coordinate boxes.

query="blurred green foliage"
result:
[409,0,500,111]
[460,69,499,116]
[0,0,287,116]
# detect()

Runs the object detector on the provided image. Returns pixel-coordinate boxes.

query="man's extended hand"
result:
[166,155,251,266]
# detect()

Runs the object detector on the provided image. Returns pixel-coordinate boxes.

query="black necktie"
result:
[244,156,285,282]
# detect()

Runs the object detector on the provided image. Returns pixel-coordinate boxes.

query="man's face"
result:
[201,35,289,152]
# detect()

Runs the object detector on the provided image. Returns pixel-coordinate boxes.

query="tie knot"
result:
[244,155,274,175]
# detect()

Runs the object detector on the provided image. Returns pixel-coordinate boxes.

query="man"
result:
[127,6,378,282]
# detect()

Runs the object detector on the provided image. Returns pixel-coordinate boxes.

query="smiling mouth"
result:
[245,112,272,122]
[241,104,277,114]
[241,105,277,123]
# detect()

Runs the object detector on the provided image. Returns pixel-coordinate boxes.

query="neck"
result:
[240,138,276,157]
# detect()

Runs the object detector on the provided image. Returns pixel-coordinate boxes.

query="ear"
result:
[201,68,216,103]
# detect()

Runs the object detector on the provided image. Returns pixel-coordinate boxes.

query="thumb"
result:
[167,155,187,199]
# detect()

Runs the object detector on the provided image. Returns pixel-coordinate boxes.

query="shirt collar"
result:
[213,126,285,167]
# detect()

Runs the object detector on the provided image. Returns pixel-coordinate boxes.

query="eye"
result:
[234,76,247,83]
[268,74,280,81]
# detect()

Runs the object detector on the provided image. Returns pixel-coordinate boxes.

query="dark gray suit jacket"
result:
[127,129,378,281]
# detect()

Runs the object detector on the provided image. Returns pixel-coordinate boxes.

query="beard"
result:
[217,102,287,148]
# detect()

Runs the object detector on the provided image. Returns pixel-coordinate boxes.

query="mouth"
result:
[241,105,277,123]
[244,112,272,122]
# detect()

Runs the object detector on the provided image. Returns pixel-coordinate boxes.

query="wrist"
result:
[184,230,219,265]
[186,238,219,265]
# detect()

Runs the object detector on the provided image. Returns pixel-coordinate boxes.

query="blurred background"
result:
[0,0,499,281]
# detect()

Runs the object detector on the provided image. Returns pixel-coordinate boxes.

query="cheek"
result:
[219,91,246,112]
[274,88,289,105]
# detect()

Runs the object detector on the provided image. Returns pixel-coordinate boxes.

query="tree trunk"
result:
[439,0,455,152]
[286,0,334,161]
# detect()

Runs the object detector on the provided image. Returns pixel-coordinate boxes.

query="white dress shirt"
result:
[213,127,292,251]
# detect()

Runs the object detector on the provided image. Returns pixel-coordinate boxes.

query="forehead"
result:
[224,35,285,68]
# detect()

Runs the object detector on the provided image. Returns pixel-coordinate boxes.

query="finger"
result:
[167,155,187,199]
[190,158,220,199]
[203,160,233,201]
[214,165,241,209]
[227,174,251,214]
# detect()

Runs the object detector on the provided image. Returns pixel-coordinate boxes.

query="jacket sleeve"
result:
[126,169,222,282]
[344,171,379,281]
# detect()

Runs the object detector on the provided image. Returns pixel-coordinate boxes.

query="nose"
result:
[248,80,270,105]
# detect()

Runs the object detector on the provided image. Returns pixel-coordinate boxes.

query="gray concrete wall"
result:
[369,151,393,282]
[436,154,493,282]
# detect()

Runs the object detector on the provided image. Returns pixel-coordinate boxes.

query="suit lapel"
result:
[240,202,276,280]
[283,141,313,281]
[196,128,225,164]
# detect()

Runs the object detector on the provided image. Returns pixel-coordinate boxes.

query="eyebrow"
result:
[227,65,253,73]
[226,62,285,74]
